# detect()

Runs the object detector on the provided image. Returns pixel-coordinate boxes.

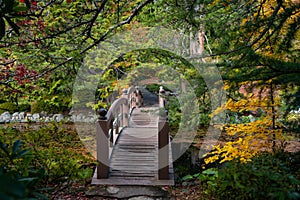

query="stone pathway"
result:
[86,186,169,199]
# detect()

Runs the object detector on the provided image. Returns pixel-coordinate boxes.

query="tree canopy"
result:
[0,0,299,113]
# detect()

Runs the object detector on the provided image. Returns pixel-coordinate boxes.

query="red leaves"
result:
[31,1,37,6]
[14,64,38,84]
[19,0,37,9]
[0,59,38,85]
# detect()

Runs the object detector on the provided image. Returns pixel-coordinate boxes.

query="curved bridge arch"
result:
[72,26,226,185]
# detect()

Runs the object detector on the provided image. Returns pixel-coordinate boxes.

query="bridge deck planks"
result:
[92,107,174,185]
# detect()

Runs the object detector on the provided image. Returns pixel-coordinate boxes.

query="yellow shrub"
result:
[205,82,286,165]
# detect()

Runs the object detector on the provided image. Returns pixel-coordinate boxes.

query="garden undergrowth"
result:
[0,123,96,199]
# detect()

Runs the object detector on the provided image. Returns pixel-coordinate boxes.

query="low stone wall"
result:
[0,111,97,123]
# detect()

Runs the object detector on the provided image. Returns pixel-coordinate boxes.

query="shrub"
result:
[31,100,66,114]
[145,83,161,94]
[0,124,96,197]
[0,102,18,114]
[18,103,31,112]
[209,152,300,200]
[284,112,300,132]
[0,140,48,199]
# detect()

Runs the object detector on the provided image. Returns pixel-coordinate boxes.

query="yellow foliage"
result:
[205,83,287,165]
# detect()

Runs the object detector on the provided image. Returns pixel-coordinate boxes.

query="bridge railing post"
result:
[135,86,144,107]
[96,108,109,179]
[121,88,129,127]
[158,86,169,180]
[159,86,165,107]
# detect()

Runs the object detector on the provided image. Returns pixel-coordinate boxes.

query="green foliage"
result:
[0,0,28,40]
[0,124,95,196]
[283,112,300,132]
[0,102,18,114]
[0,102,31,114]
[31,100,61,114]
[0,140,48,199]
[166,96,181,130]
[198,113,210,126]
[31,100,69,114]
[145,84,171,94]
[141,0,300,116]
[182,168,218,182]
[181,168,219,198]
[208,152,300,200]
[18,103,31,113]
[0,0,152,115]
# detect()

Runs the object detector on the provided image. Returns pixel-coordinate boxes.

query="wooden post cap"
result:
[159,86,165,93]
[97,108,107,119]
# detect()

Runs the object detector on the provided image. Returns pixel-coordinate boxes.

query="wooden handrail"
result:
[96,87,142,179]
[106,97,128,125]
[158,86,170,180]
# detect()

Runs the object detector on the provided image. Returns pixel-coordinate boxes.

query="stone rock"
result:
[39,116,46,122]
[86,186,169,199]
[12,112,19,117]
[128,196,155,200]
[44,117,50,123]
[53,114,64,122]
[32,113,40,122]
[181,189,189,194]
[11,112,19,122]
[76,114,84,122]
[40,111,47,118]
[19,112,25,120]
[69,115,76,122]
[182,181,188,187]
[106,186,120,194]
[26,113,32,121]
[1,112,11,122]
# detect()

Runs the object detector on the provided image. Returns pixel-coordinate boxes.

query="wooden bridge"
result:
[91,86,174,185]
